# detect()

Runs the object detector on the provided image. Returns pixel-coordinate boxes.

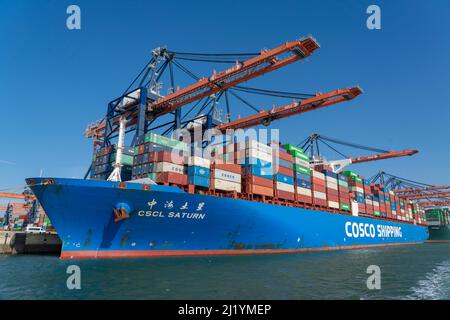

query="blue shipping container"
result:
[187,166,210,177]
[276,174,294,185]
[295,172,311,181]
[244,165,274,178]
[297,179,311,189]
[188,175,210,187]
[321,170,337,179]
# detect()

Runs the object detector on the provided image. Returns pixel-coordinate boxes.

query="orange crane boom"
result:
[217,87,362,131]
[350,149,418,164]
[0,192,26,200]
[86,37,320,137]
[399,191,450,200]
[150,37,320,117]
[418,201,450,207]
[394,185,450,194]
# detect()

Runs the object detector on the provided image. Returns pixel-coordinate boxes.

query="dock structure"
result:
[0,231,61,255]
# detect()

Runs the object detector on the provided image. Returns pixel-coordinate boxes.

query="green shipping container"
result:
[374,210,381,216]
[282,144,304,153]
[289,150,310,161]
[340,203,351,211]
[342,170,359,178]
[144,133,188,151]
[349,175,363,183]
[110,154,134,166]
[293,164,311,175]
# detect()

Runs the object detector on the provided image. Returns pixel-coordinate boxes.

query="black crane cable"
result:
[171,54,316,100]
[318,134,389,154]
[173,57,246,64]
[233,85,315,99]
[168,51,259,57]
[171,59,261,113]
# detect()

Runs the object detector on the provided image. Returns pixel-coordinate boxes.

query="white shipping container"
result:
[365,199,373,205]
[328,201,339,209]
[276,181,295,193]
[187,156,211,168]
[213,179,241,192]
[155,162,185,174]
[312,171,325,180]
[349,186,364,194]
[373,201,380,206]
[240,140,273,154]
[325,177,337,185]
[293,157,310,167]
[313,191,326,200]
[338,180,348,188]
[296,187,312,196]
[213,169,241,183]
[236,149,273,163]
[326,182,338,190]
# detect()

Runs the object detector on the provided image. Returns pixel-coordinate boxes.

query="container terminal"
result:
[2,36,449,258]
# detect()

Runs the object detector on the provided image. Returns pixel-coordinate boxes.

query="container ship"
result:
[26,36,428,259]
[426,208,450,242]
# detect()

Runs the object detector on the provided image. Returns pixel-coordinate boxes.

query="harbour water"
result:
[1,243,450,300]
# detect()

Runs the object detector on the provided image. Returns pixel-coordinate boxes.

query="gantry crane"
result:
[84,36,363,179]
[0,191,40,228]
[85,37,321,143]
[296,133,418,173]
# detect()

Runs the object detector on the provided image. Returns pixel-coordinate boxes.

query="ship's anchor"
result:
[113,203,131,222]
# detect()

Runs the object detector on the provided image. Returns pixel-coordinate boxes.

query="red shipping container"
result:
[326,189,339,196]
[348,183,364,190]
[276,190,295,201]
[314,199,328,207]
[339,192,350,198]
[327,195,339,202]
[312,184,326,193]
[149,151,185,164]
[214,163,241,174]
[277,150,293,162]
[277,165,294,177]
[245,184,273,197]
[156,172,188,185]
[245,175,273,188]
[340,198,351,205]
[314,164,333,172]
[296,194,312,203]
[312,178,326,186]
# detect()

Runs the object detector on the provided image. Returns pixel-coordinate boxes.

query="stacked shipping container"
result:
[96,132,426,225]
[92,145,134,180]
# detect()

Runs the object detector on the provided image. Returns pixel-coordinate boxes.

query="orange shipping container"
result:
[245,184,273,197]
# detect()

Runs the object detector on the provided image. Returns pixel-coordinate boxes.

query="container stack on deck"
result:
[240,140,274,198]
[132,133,188,185]
[110,132,427,226]
[337,175,351,212]
[91,145,133,181]
[187,156,211,188]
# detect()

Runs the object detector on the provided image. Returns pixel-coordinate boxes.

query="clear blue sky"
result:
[1,0,449,192]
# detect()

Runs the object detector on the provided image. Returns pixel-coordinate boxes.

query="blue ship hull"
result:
[27,178,429,259]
